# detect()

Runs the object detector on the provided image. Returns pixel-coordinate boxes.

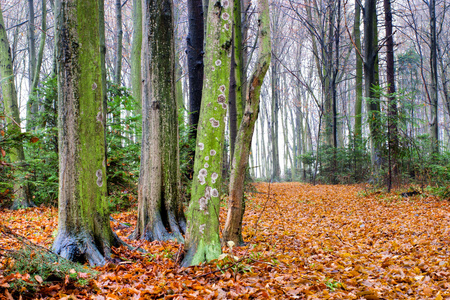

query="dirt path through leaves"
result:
[1,183,450,299]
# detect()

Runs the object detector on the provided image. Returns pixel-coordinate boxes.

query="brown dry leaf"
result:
[35,275,43,284]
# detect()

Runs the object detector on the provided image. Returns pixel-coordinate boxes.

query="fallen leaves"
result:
[1,183,450,299]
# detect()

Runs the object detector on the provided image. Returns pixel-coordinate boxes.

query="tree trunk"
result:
[186,0,204,177]
[26,0,37,131]
[132,0,184,242]
[228,0,245,162]
[181,0,233,267]
[429,0,439,154]
[0,5,34,210]
[354,0,363,146]
[114,0,123,85]
[223,0,271,245]
[270,62,280,181]
[384,0,398,190]
[131,0,142,110]
[30,0,46,96]
[364,0,381,169]
[52,0,121,266]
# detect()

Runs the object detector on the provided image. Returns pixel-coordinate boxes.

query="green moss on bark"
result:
[181,0,234,267]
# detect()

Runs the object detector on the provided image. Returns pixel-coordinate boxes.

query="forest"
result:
[0,0,450,298]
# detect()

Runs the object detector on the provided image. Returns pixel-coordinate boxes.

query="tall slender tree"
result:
[132,0,185,242]
[114,0,123,85]
[131,0,142,110]
[186,0,205,177]
[428,0,439,153]
[0,4,34,210]
[223,0,271,245]
[26,0,37,131]
[364,0,381,169]
[383,0,398,190]
[52,0,121,266]
[353,0,363,145]
[182,0,234,267]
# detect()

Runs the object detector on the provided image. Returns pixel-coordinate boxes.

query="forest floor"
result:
[1,182,450,299]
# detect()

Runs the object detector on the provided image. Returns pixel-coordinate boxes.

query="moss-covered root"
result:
[180,238,221,267]
[52,230,119,266]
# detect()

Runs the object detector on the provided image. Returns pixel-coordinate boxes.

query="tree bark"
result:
[131,0,142,110]
[26,0,37,131]
[270,61,280,181]
[186,0,204,178]
[384,0,398,190]
[30,0,46,97]
[364,0,381,169]
[114,0,123,85]
[354,0,363,145]
[223,0,271,245]
[181,0,233,267]
[52,0,121,266]
[132,0,184,242]
[0,5,34,210]
[429,0,439,154]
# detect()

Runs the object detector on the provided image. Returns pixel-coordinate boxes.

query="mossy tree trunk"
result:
[131,0,142,111]
[228,0,244,162]
[131,0,184,242]
[181,0,233,267]
[353,0,363,145]
[52,0,121,266]
[364,0,382,169]
[222,0,271,245]
[0,5,34,210]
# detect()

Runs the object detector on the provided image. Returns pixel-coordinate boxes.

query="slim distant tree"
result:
[30,0,47,97]
[364,0,381,169]
[428,0,439,153]
[114,0,123,85]
[353,0,363,145]
[383,0,398,190]
[228,0,245,161]
[52,0,121,266]
[182,0,234,267]
[131,0,184,242]
[131,0,142,109]
[0,4,34,210]
[26,0,37,130]
[223,0,271,245]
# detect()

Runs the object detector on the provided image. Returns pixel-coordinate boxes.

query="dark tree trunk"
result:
[186,0,204,177]
[364,0,381,169]
[114,0,123,85]
[429,0,439,153]
[384,0,398,190]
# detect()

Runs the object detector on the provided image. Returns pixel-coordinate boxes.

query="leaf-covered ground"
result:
[1,183,450,299]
